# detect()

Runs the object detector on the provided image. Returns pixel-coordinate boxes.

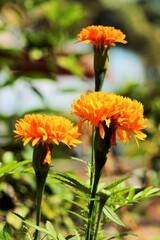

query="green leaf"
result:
[127,187,136,201]
[0,160,31,177]
[105,176,130,191]
[103,206,124,226]
[143,187,160,197]
[3,222,12,240]
[65,198,88,212]
[71,157,89,166]
[72,230,81,240]
[57,233,66,240]
[133,187,160,200]
[68,210,88,223]
[107,233,137,240]
[13,213,56,238]
[113,186,131,196]
[45,221,57,239]
[53,173,91,194]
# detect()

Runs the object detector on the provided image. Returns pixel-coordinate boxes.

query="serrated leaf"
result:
[141,186,153,197]
[103,206,124,226]
[53,173,91,194]
[105,176,130,191]
[133,187,160,200]
[3,222,12,240]
[0,160,31,177]
[145,187,160,196]
[143,187,160,197]
[45,221,57,239]
[114,186,131,196]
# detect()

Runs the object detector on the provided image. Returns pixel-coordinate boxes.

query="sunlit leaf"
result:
[104,176,130,190]
[143,186,160,197]
[133,186,160,200]
[45,221,57,239]
[57,233,66,240]
[0,160,31,177]
[53,173,91,194]
[103,206,124,226]
[127,187,136,200]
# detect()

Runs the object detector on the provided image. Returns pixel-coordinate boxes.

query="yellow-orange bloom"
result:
[71,92,148,146]
[77,25,127,48]
[14,114,81,163]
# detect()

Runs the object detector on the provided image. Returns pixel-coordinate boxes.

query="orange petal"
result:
[99,123,105,139]
[32,138,40,146]
[43,147,52,165]
[24,137,32,146]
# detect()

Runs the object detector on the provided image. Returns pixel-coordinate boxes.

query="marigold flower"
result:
[14,114,81,164]
[71,92,148,146]
[77,25,127,48]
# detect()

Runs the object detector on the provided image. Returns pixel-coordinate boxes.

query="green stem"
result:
[32,144,50,240]
[86,132,109,239]
[34,170,48,240]
[86,158,106,240]
[94,200,106,240]
[90,126,95,187]
[95,70,106,92]
[86,125,111,240]
[94,46,109,92]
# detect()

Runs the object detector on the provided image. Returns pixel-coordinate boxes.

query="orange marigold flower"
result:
[77,25,127,48]
[14,114,81,150]
[71,92,148,146]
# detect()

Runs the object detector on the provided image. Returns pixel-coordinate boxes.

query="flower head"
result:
[14,114,81,164]
[77,25,127,48]
[71,92,148,146]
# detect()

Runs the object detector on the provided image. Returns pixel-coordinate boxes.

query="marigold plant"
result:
[77,25,127,91]
[71,92,148,146]
[13,113,81,240]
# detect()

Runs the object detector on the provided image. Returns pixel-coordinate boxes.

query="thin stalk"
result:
[90,126,95,187]
[93,200,106,240]
[94,46,109,92]
[95,71,106,92]
[34,171,48,240]
[86,126,96,240]
[86,161,104,240]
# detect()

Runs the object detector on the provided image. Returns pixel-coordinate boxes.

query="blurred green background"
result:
[0,0,160,239]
